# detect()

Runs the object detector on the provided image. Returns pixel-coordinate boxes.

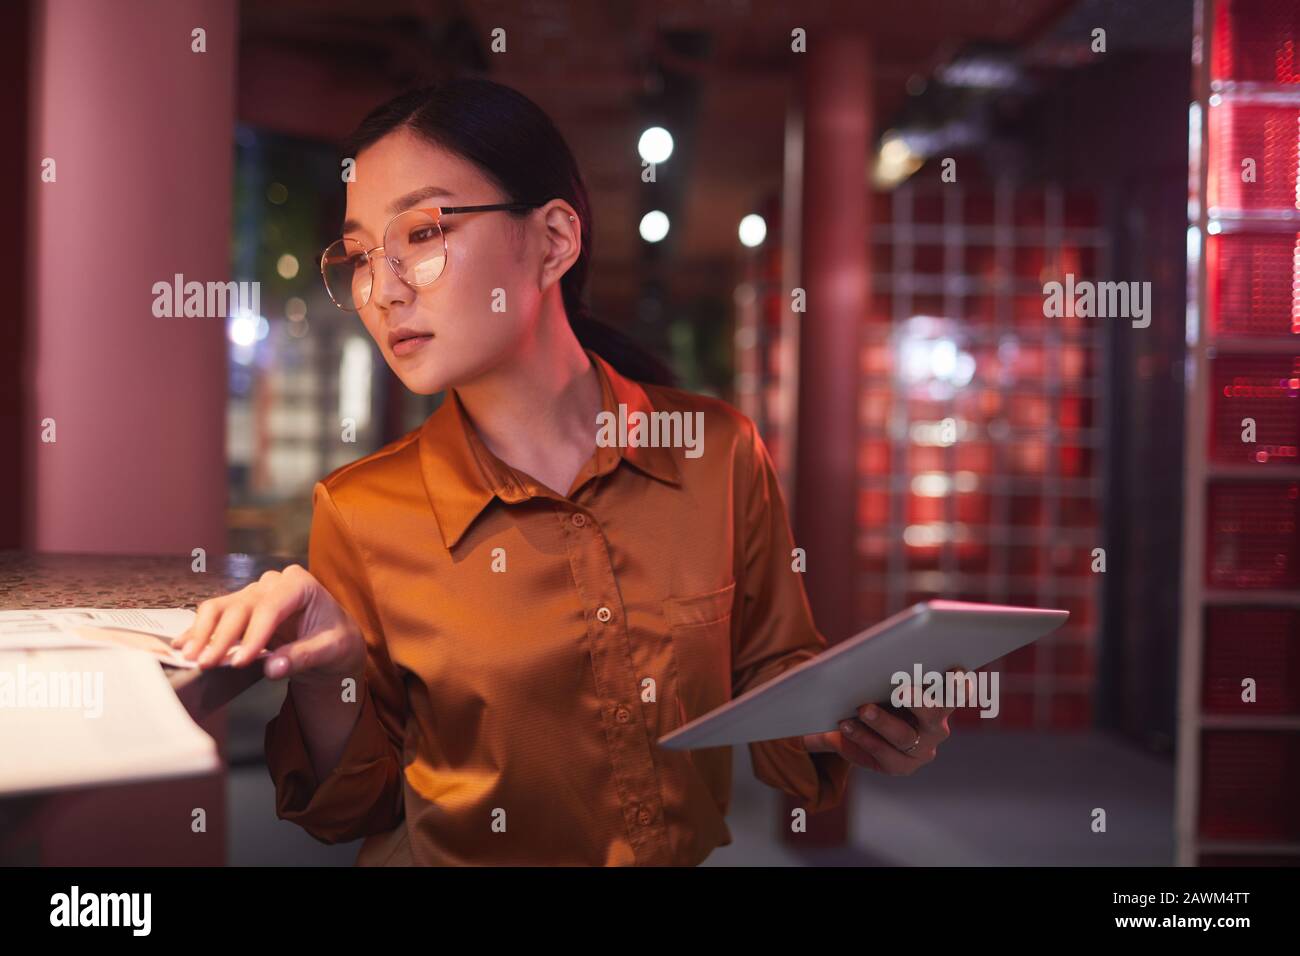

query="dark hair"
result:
[341,77,678,389]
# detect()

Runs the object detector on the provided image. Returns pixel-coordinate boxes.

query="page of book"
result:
[0,647,219,797]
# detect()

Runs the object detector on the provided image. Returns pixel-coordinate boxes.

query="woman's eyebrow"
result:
[341,185,455,235]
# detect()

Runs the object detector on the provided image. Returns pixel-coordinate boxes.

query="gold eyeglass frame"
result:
[319,201,550,312]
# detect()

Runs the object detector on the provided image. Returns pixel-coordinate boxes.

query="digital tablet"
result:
[656,600,1069,749]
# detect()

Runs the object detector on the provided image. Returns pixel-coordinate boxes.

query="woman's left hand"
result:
[800,671,961,775]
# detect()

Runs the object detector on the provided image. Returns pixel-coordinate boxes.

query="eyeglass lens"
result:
[321,209,448,311]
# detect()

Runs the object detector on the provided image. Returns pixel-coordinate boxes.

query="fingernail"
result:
[265,656,288,678]
[862,704,879,721]
[840,720,857,736]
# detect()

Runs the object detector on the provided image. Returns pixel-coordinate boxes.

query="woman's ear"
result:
[536,203,581,294]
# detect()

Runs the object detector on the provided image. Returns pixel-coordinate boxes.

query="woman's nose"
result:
[370,254,412,310]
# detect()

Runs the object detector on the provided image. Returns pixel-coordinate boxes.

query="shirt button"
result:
[571,513,586,528]
[596,606,612,623]
[637,805,654,826]
[615,706,631,723]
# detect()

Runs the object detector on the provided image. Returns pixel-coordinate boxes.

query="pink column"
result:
[27,0,235,555]
[23,0,238,866]
[788,33,872,847]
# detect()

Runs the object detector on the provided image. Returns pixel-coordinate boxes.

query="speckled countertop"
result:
[0,550,301,609]
[0,550,302,707]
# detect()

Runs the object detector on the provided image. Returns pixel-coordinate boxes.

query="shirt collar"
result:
[419,347,681,550]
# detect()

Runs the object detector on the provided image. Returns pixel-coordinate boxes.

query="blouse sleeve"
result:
[732,418,852,815]
[262,480,409,843]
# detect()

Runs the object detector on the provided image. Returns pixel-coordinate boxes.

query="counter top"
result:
[0,550,301,719]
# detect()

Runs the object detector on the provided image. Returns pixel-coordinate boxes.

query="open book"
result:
[0,646,220,796]
[0,607,269,668]
[0,607,267,796]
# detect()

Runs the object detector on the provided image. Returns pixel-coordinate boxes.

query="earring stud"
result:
[569,215,575,221]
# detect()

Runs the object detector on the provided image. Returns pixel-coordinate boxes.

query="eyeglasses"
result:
[320,202,546,312]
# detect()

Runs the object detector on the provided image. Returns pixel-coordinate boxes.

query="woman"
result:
[175,77,955,865]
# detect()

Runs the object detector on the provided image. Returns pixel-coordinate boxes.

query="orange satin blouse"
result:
[263,347,851,865]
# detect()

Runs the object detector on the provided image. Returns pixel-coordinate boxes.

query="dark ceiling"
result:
[237,0,1079,323]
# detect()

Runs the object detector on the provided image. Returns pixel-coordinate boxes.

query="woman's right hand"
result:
[172,564,366,686]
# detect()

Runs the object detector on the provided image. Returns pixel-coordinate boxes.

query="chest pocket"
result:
[662,580,736,726]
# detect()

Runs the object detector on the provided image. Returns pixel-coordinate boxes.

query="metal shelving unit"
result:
[861,179,1110,730]
[1176,0,1300,867]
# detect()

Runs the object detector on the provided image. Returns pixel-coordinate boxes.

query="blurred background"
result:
[2,0,1297,866]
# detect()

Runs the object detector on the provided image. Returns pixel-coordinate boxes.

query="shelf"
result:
[1199,715,1300,731]
[1208,81,1300,104]
[860,425,1105,447]
[871,225,1108,247]
[1206,463,1300,480]
[1205,210,1300,229]
[1206,336,1300,355]
[861,326,1104,346]
[854,572,1099,597]
[1203,590,1300,607]
[1195,840,1300,855]
[859,475,1103,495]
[873,275,1080,296]
[859,527,1101,547]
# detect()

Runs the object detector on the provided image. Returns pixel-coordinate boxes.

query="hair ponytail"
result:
[567,312,678,390]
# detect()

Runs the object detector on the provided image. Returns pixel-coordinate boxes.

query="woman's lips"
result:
[392,334,433,356]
